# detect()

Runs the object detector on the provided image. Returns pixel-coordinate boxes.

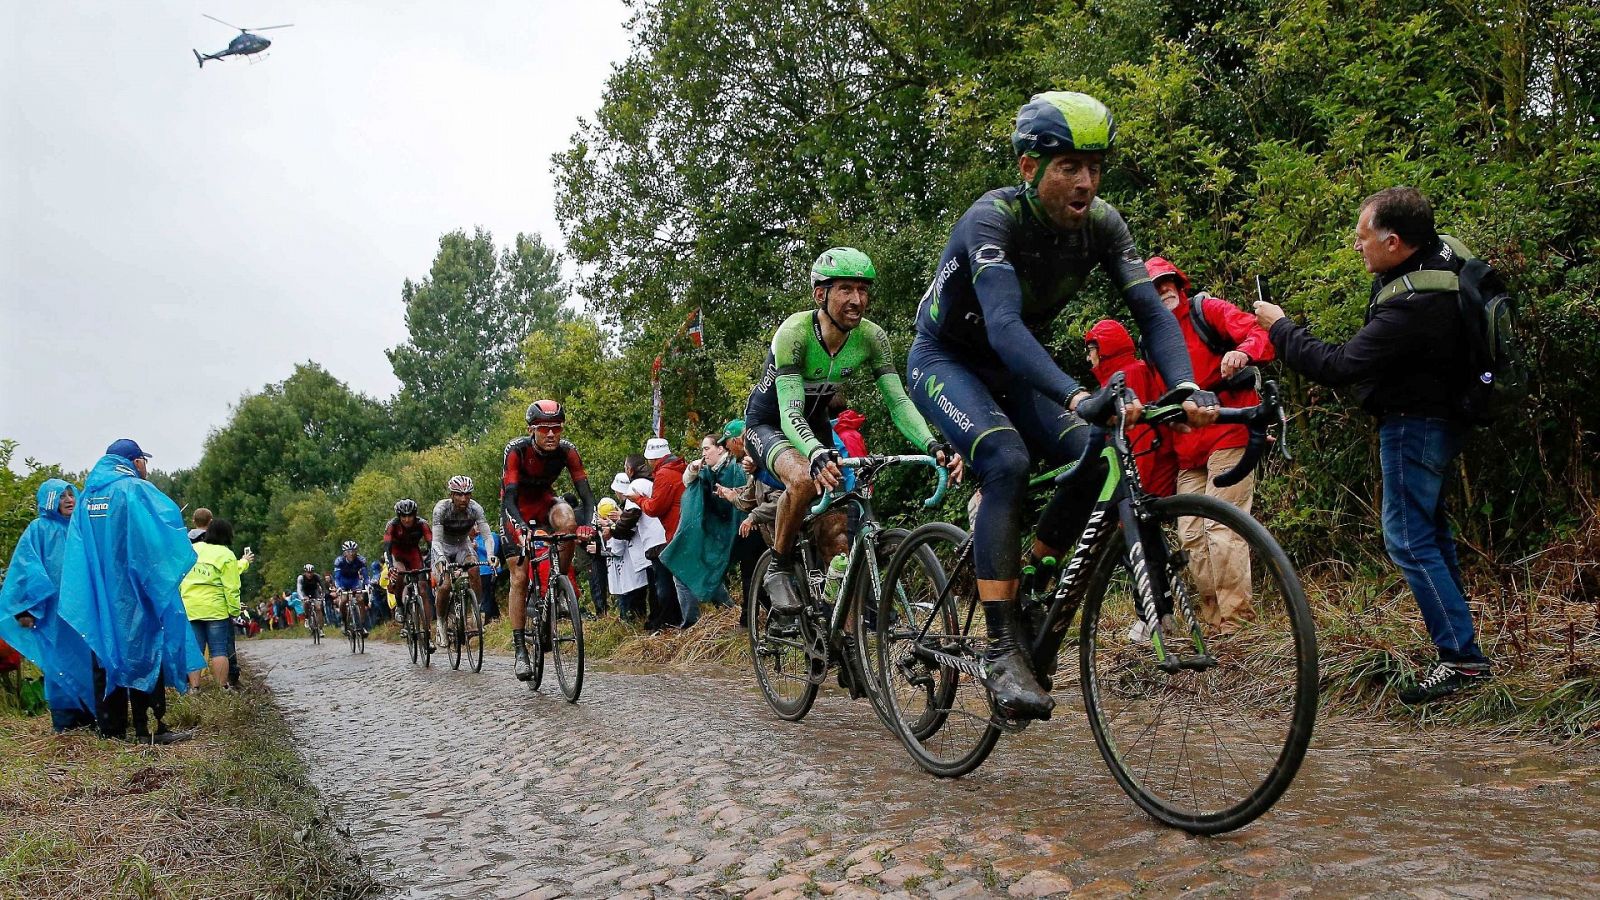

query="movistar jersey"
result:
[745,310,936,459]
[914,188,1193,399]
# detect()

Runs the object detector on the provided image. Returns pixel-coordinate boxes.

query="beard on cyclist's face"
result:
[529,423,563,450]
[450,491,471,509]
[1026,151,1103,228]
[816,280,869,330]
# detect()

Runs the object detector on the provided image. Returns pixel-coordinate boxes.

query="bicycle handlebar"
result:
[807,454,950,516]
[1060,370,1287,490]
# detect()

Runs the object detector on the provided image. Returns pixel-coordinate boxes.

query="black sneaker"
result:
[1399,661,1490,705]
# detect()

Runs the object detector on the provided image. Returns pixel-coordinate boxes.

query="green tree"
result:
[184,363,391,579]
[258,490,340,596]
[388,228,571,447]
[0,439,68,567]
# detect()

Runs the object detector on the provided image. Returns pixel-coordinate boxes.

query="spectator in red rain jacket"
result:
[1085,319,1176,497]
[1144,256,1276,630]
[831,407,868,459]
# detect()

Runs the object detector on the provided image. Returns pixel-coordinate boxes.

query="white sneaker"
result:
[1127,614,1178,644]
[1127,618,1156,643]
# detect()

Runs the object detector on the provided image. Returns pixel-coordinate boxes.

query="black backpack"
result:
[1186,292,1235,356]
[1371,234,1527,424]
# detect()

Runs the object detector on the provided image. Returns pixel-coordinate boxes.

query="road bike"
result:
[747,454,948,726]
[515,528,584,702]
[337,589,366,655]
[305,595,324,645]
[393,569,431,668]
[875,372,1317,834]
[440,560,486,673]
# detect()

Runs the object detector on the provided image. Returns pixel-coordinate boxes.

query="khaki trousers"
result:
[1175,446,1255,628]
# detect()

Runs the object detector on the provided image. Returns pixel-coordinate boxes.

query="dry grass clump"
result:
[0,679,377,899]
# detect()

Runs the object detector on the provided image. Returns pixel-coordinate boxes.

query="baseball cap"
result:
[106,438,152,460]
[644,437,671,460]
[717,419,746,445]
[610,472,633,493]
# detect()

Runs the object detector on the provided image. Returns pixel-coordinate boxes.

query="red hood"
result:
[1086,318,1138,384]
[1145,256,1192,315]
[833,409,865,432]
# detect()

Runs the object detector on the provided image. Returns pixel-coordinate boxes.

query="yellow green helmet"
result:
[810,247,876,286]
[1012,91,1115,157]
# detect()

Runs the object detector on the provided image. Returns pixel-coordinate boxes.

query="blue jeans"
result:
[672,575,732,628]
[191,618,236,660]
[1379,416,1486,665]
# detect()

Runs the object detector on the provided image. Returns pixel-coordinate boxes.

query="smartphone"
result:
[1255,275,1272,307]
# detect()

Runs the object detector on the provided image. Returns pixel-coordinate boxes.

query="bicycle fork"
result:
[1120,498,1216,672]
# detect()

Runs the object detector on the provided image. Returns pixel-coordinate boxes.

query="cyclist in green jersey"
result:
[744,247,963,615]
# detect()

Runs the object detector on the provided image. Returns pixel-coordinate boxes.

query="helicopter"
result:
[193,14,293,68]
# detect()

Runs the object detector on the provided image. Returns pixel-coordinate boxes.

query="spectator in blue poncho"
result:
[58,439,203,744]
[0,478,96,732]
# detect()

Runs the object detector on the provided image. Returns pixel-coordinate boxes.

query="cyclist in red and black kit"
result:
[502,400,596,680]
[382,498,435,651]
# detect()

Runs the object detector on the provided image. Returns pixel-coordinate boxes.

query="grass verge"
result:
[0,675,378,899]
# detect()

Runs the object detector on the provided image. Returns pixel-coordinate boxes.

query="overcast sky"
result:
[1,1,633,474]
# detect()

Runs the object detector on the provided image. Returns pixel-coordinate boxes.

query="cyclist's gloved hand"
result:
[576,524,596,540]
[486,555,499,570]
[1073,385,1118,426]
[1183,388,1221,428]
[928,440,965,484]
[809,448,843,490]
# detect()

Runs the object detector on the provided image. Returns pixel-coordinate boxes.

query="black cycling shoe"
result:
[513,630,533,681]
[764,570,804,615]
[980,600,1055,720]
[1399,660,1491,705]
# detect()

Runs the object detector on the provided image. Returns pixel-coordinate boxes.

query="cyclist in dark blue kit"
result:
[331,540,370,635]
[908,91,1219,720]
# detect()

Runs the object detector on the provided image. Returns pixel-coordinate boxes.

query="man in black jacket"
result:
[1254,186,1491,704]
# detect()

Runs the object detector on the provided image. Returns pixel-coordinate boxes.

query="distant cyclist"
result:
[744,247,961,618]
[500,400,596,681]
[382,499,434,651]
[429,476,495,646]
[907,92,1217,720]
[330,540,370,636]
[297,563,326,635]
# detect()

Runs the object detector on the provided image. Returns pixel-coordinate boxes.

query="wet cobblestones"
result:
[242,640,1600,899]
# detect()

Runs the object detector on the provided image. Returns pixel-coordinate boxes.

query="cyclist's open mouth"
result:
[1067,199,1090,214]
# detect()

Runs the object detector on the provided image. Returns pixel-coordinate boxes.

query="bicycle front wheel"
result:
[447,587,464,671]
[875,522,1001,778]
[851,527,908,730]
[464,585,485,674]
[1080,492,1318,834]
[747,549,819,721]
[526,593,546,691]
[552,576,584,702]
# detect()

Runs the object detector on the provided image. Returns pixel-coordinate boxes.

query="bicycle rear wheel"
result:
[747,549,820,721]
[525,594,546,691]
[1080,493,1318,834]
[875,522,1002,778]
[552,575,584,702]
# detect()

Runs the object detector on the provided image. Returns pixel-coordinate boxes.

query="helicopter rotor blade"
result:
[202,13,244,31]
[245,24,295,31]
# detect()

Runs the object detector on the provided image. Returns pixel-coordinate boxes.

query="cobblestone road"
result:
[242,639,1600,899]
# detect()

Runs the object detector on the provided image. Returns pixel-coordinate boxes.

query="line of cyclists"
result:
[286,91,1234,719]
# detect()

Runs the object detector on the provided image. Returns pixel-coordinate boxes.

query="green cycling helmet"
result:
[810,247,876,286]
[1011,91,1115,157]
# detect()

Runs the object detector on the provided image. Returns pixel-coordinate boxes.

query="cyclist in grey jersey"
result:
[429,476,495,645]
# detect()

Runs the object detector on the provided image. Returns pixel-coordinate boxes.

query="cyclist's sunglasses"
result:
[533,424,564,435]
